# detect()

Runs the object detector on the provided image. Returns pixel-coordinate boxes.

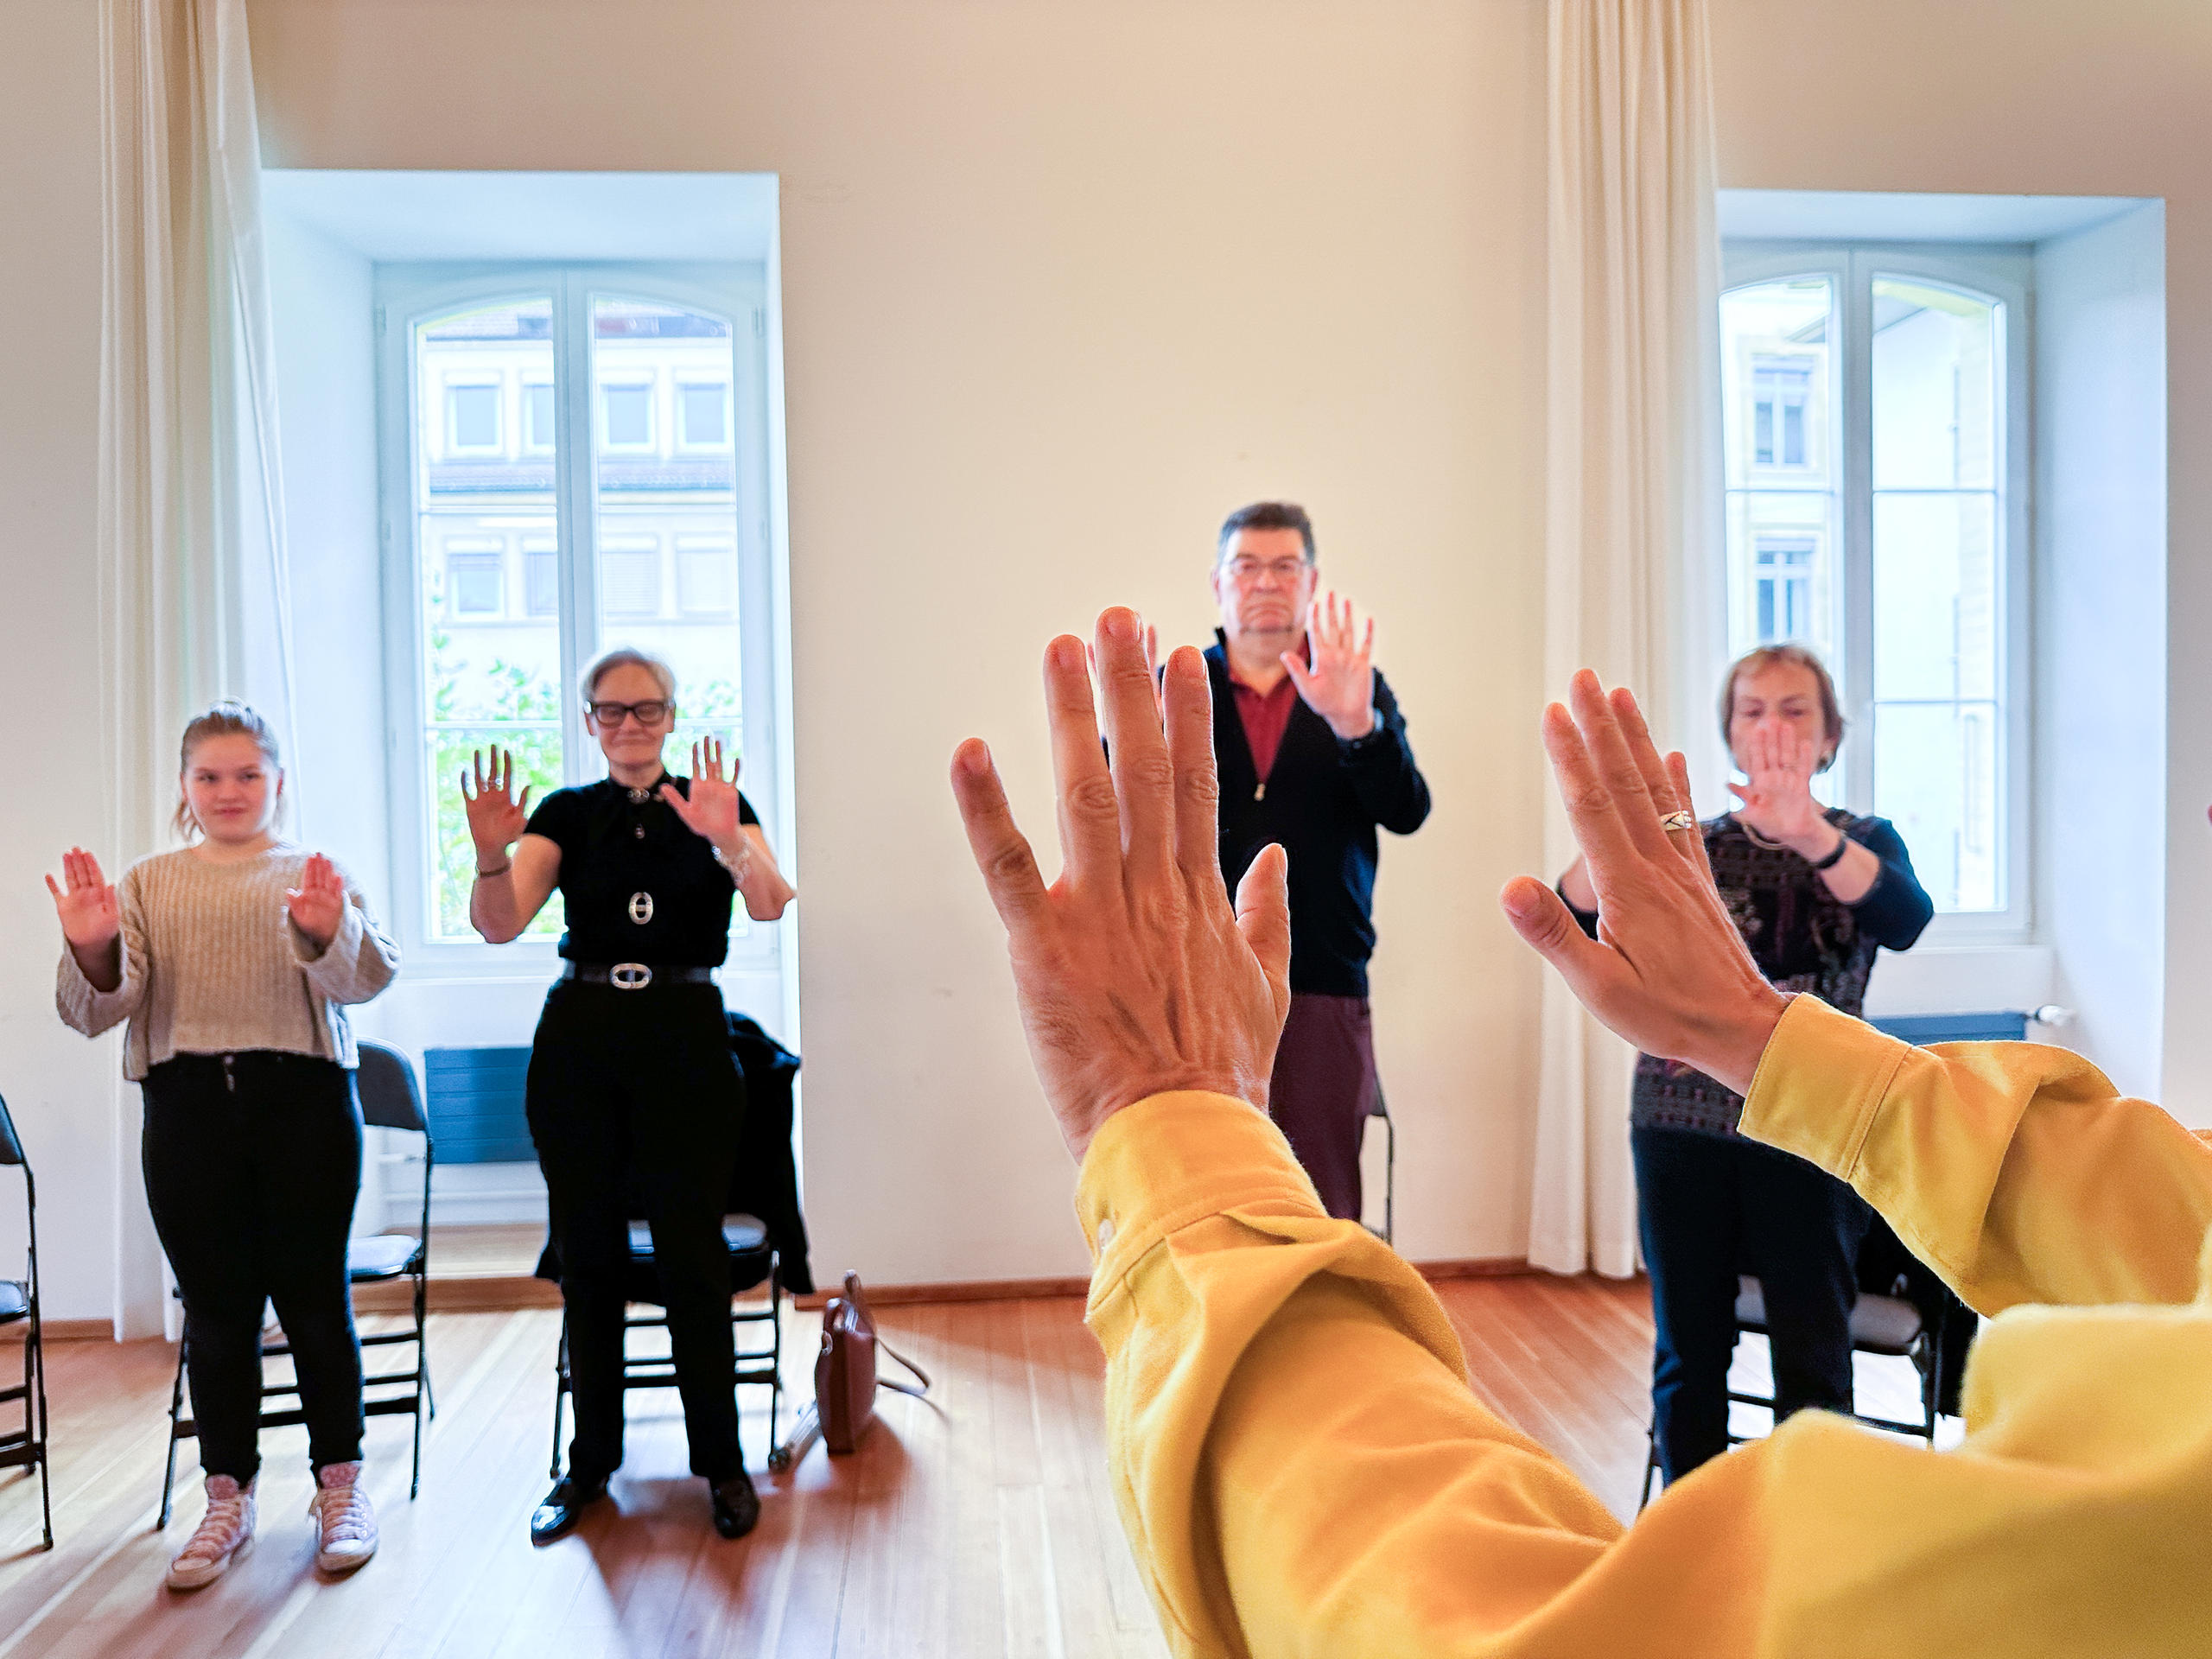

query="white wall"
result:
[2035,202,2168,1101]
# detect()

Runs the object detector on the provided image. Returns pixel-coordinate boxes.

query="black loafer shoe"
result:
[709,1470,760,1540]
[530,1477,607,1545]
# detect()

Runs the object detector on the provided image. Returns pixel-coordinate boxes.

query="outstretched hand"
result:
[661,738,748,866]
[1498,671,1788,1096]
[1282,587,1376,739]
[951,607,1294,1160]
[1727,722,1831,851]
[461,747,532,862]
[46,848,120,951]
[285,853,348,951]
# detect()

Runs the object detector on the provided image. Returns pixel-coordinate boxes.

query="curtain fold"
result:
[98,0,294,1335]
[1529,0,1724,1278]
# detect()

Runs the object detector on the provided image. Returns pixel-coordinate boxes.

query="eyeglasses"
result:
[1220,556,1311,588]
[586,699,671,727]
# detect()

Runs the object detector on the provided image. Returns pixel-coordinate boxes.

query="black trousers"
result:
[1632,1124,1871,1484]
[142,1052,365,1484]
[528,981,746,1485]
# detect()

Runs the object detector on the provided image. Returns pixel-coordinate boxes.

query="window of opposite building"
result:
[1721,244,2030,933]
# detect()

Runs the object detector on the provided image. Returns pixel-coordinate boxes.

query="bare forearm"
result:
[68,936,124,993]
[469,867,524,943]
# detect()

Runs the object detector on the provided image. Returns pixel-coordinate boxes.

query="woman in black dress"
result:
[1557,645,1933,1484]
[462,646,794,1543]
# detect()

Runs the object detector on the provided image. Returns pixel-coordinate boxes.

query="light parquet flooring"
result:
[0,1274,1937,1657]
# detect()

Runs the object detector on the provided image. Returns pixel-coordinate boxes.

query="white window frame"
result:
[377,263,781,974]
[1725,241,2032,943]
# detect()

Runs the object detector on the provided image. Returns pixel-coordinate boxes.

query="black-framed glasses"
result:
[586,698,671,727]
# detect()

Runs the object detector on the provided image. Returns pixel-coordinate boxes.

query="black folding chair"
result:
[0,1092,51,1550]
[546,1213,785,1480]
[160,1042,436,1526]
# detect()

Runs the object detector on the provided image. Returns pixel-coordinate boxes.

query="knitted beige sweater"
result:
[55,846,398,1081]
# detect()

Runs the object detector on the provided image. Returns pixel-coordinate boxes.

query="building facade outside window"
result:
[1721,244,2029,930]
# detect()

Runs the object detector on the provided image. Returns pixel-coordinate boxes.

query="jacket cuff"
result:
[1074,1092,1325,1281]
[1738,994,1914,1180]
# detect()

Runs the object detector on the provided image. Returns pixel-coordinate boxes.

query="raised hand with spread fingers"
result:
[661,738,748,862]
[1281,587,1377,739]
[47,846,124,988]
[461,746,533,869]
[950,607,1294,1160]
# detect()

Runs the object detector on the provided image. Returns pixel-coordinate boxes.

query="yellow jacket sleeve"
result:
[1078,1025,2212,1657]
[1740,995,2212,1313]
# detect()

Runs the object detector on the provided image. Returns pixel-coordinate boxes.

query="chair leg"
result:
[549,1315,569,1482]
[23,1314,51,1549]
[158,1336,188,1530]
[1637,1428,1662,1514]
[416,1267,436,1421]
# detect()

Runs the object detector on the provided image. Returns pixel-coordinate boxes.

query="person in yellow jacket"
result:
[949,606,2212,1659]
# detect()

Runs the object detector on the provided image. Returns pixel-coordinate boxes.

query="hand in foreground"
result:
[952,607,1294,1160]
[285,853,348,950]
[662,738,747,861]
[461,746,532,861]
[1727,722,1833,853]
[1282,587,1376,739]
[47,848,120,951]
[1497,671,1788,1096]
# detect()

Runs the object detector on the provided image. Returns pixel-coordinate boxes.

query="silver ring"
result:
[1659,810,1696,834]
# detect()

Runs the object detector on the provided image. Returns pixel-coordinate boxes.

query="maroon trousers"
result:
[1267,992,1379,1221]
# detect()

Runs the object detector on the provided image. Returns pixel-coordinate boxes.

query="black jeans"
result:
[528,982,746,1485]
[142,1052,365,1484]
[1632,1124,1870,1484]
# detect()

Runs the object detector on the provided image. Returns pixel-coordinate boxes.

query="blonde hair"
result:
[1718,644,1845,774]
[579,646,677,707]
[173,701,284,841]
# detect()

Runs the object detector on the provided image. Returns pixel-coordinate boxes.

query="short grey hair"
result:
[580,645,677,705]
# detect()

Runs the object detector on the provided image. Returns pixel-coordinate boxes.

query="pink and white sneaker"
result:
[166,1474,256,1590]
[308,1461,378,1574]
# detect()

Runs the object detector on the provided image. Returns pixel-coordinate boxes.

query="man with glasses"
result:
[1200,502,1430,1219]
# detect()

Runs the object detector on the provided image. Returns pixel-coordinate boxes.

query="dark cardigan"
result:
[1206,637,1431,999]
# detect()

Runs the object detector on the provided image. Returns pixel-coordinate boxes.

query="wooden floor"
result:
[0,1274,1941,1657]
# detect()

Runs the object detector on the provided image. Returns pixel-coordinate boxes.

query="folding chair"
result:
[1636,1224,1968,1511]
[160,1042,436,1525]
[0,1092,51,1551]
[547,1212,785,1480]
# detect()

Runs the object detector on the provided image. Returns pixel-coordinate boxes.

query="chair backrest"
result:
[0,1092,25,1169]
[356,1042,429,1136]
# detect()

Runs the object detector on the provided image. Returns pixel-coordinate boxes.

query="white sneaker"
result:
[308,1461,378,1574]
[166,1474,256,1590]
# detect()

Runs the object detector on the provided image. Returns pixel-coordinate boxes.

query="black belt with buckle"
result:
[560,962,716,991]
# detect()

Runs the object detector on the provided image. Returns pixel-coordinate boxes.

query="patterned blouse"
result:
[1567,810,1934,1137]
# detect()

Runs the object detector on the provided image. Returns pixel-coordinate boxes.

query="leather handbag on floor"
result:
[769,1271,931,1471]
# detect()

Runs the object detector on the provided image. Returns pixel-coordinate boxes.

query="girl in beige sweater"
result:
[48,702,397,1591]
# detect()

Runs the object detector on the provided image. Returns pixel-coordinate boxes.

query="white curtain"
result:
[1528,0,1724,1278]
[98,0,296,1334]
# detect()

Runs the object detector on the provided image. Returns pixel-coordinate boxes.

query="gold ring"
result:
[1659,810,1696,834]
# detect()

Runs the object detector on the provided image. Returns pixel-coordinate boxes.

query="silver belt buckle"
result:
[609,963,652,990]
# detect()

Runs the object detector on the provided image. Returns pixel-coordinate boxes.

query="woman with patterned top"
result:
[461,645,795,1548]
[48,702,397,1589]
[1557,645,1933,1484]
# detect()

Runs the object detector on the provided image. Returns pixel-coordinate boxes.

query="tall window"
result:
[378,268,775,951]
[1721,245,2027,927]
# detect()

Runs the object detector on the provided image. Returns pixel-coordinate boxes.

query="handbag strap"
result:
[875,1335,931,1398]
